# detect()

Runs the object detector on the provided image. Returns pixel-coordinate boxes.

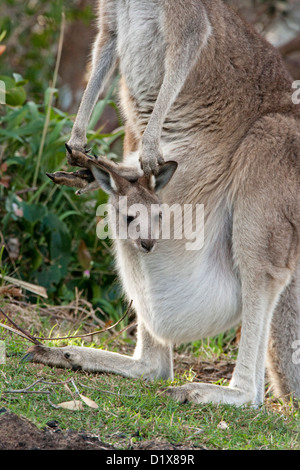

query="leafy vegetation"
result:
[0,0,300,451]
[0,0,126,319]
[0,76,125,318]
[0,0,95,99]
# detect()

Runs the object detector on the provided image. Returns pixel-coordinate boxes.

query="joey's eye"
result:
[127,216,135,225]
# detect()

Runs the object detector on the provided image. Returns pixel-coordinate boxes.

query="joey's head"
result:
[46,146,177,253]
[93,161,178,253]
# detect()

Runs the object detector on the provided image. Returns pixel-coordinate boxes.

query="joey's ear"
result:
[153,161,178,192]
[91,166,115,195]
[91,165,129,195]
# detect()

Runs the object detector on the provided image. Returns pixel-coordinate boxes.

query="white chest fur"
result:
[114,145,242,346]
[115,224,241,346]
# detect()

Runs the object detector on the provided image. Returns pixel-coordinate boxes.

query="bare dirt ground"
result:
[0,408,204,450]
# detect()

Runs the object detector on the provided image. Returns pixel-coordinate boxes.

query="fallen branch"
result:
[3,377,105,410]
[0,300,133,344]
[3,377,77,409]
[0,322,38,343]
[35,300,133,341]
[0,308,41,345]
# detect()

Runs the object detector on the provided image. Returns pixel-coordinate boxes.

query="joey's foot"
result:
[65,144,96,168]
[65,140,90,167]
[46,169,94,190]
[164,383,255,406]
[139,148,165,176]
[22,345,83,371]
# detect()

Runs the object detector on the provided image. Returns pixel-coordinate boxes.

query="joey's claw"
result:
[65,142,89,167]
[65,143,78,166]
[46,172,55,182]
[65,143,73,155]
[46,169,94,189]
[140,161,153,176]
[157,153,165,166]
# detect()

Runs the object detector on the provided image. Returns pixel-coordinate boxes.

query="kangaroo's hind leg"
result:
[266,263,300,402]
[165,119,300,406]
[24,322,174,381]
[165,197,295,406]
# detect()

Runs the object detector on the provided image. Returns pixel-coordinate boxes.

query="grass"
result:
[1,317,299,451]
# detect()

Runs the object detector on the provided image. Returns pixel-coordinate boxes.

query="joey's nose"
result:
[141,240,154,253]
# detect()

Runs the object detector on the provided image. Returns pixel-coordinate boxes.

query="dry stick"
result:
[0,300,133,343]
[33,11,65,189]
[102,320,137,347]
[3,377,77,394]
[9,299,107,327]
[3,377,74,409]
[0,323,36,343]
[37,300,133,341]
[0,307,41,345]
[4,378,47,394]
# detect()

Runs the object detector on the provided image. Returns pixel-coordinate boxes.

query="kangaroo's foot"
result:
[165,383,256,407]
[23,345,85,371]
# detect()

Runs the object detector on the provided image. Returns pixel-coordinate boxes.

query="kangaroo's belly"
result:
[147,245,241,344]
[115,208,242,345]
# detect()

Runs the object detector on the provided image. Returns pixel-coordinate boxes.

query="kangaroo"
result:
[26,0,300,406]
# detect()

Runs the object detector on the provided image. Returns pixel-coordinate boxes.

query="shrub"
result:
[0,73,125,322]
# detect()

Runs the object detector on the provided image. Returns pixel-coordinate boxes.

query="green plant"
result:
[0,74,124,320]
[0,0,95,99]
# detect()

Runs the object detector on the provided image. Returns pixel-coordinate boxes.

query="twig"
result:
[0,301,133,343]
[9,299,106,324]
[0,323,36,343]
[71,378,80,396]
[102,320,137,347]
[47,397,61,409]
[33,12,66,189]
[4,377,45,393]
[0,307,41,345]
[3,377,73,394]
[36,300,133,341]
[3,377,73,409]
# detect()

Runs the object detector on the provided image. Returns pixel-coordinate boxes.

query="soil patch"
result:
[0,408,115,450]
[0,408,201,450]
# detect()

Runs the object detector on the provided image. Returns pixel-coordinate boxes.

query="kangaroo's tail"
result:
[267,263,300,403]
